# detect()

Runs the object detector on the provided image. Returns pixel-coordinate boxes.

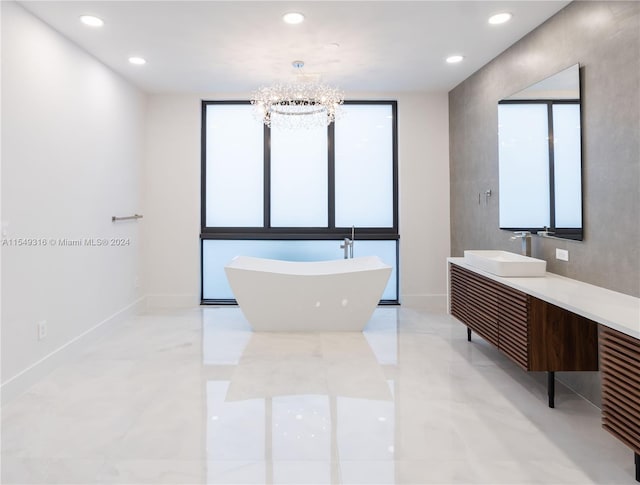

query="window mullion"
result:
[264,124,271,228]
[328,123,336,229]
[547,102,556,230]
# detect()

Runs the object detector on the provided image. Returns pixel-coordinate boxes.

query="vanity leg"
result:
[467,328,472,342]
[635,452,639,482]
[548,371,555,408]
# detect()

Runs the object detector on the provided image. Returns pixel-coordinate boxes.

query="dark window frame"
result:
[200,100,400,303]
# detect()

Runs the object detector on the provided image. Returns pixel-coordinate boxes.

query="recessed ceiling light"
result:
[446,55,464,64]
[128,56,146,65]
[488,12,513,25]
[79,15,104,27]
[283,12,305,24]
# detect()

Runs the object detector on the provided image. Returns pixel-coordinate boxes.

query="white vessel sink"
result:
[464,250,547,277]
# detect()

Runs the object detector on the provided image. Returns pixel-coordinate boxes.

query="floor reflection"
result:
[2,306,633,484]
[202,307,399,484]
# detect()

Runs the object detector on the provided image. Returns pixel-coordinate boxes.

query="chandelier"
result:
[250,61,344,129]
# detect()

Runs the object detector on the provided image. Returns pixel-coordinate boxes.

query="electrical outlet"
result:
[37,320,47,340]
[556,248,569,262]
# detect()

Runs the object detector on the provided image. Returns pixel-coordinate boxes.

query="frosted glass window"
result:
[270,124,328,227]
[552,104,582,228]
[202,239,397,301]
[201,101,399,304]
[498,104,550,228]
[335,105,394,227]
[205,104,263,227]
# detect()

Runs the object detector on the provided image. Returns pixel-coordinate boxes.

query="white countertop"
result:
[448,257,640,340]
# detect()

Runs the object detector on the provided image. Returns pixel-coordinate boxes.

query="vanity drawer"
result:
[450,264,499,346]
[601,327,640,453]
[498,287,529,370]
[450,264,528,365]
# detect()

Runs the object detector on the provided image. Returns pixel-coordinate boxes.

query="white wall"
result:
[397,93,450,308]
[142,96,201,308]
[142,92,450,309]
[1,3,146,388]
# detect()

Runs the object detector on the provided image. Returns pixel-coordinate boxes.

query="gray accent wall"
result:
[449,1,639,406]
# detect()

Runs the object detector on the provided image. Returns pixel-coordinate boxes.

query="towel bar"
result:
[112,214,143,222]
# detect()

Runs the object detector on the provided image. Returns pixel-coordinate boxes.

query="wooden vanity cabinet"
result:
[600,326,640,481]
[449,263,599,406]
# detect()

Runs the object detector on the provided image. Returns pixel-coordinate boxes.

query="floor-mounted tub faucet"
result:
[510,231,532,257]
[340,226,355,259]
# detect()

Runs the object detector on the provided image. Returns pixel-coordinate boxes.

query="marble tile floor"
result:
[1,306,636,484]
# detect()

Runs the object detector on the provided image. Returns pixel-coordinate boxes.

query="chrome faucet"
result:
[537,226,555,237]
[510,231,532,257]
[340,226,355,259]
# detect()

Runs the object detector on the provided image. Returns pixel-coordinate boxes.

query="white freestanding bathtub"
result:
[224,256,392,332]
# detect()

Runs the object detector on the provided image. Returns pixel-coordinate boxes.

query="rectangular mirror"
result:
[498,64,583,240]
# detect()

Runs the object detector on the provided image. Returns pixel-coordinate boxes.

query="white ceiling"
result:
[20,1,571,95]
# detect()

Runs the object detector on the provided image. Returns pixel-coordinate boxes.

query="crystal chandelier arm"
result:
[250,81,344,129]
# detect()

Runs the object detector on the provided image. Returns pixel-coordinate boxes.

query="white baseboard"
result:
[144,294,200,310]
[0,297,145,406]
[400,294,447,312]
